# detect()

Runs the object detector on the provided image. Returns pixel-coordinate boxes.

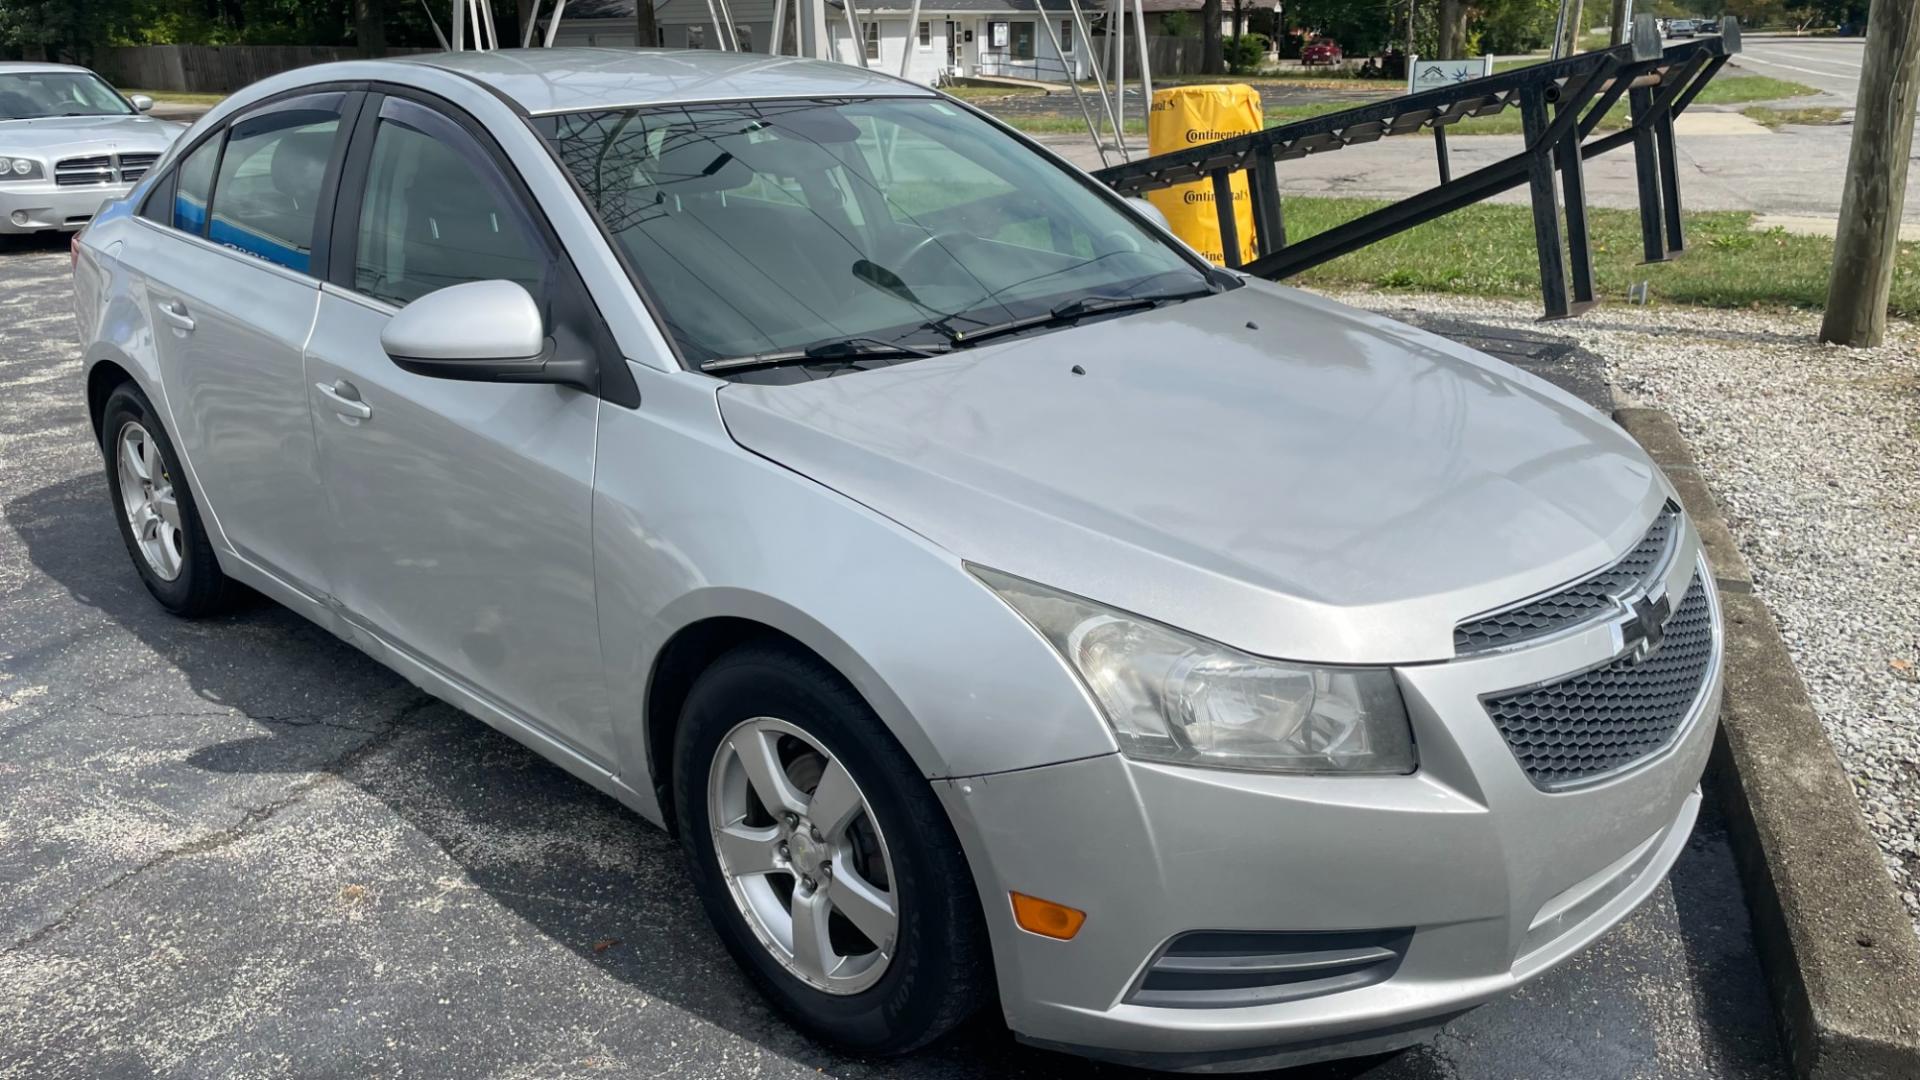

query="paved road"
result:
[1726,35,1869,105]
[0,234,1787,1079]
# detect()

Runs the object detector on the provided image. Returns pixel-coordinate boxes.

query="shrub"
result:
[1224,32,1270,74]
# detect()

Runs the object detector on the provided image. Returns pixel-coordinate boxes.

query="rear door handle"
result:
[315,379,372,421]
[157,300,194,332]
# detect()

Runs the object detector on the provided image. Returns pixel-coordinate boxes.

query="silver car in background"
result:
[0,62,181,234]
[71,50,1723,1072]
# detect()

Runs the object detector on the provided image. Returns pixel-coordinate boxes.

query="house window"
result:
[1060,19,1073,52]
[1010,20,1034,61]
[918,20,932,48]
[865,21,880,61]
[735,24,752,51]
[687,24,705,48]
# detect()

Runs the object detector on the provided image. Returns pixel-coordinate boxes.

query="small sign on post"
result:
[1407,56,1495,94]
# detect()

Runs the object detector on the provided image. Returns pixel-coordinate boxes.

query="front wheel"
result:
[674,643,989,1054]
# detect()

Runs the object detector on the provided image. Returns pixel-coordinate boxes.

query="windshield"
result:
[0,71,132,120]
[537,97,1214,367]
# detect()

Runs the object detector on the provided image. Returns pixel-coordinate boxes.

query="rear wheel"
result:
[674,643,989,1054]
[101,383,233,616]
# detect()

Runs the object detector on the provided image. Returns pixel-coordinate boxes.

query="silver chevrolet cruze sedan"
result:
[72,49,1723,1072]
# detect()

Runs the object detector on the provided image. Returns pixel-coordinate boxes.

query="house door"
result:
[946,20,961,73]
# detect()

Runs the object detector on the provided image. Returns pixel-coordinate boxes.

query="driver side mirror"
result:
[381,280,595,393]
[129,94,154,113]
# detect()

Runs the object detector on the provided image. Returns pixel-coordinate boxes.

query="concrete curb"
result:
[1612,407,1920,1080]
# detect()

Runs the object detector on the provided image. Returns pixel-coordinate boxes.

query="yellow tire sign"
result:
[1146,84,1263,267]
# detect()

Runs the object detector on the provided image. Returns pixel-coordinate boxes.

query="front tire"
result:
[100,382,233,617]
[674,642,989,1055]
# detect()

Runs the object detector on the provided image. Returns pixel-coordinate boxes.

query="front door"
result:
[304,93,614,763]
[131,91,352,595]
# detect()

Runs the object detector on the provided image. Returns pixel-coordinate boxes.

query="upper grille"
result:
[55,154,114,186]
[117,152,159,182]
[1484,572,1715,789]
[54,152,152,186]
[1455,504,1681,654]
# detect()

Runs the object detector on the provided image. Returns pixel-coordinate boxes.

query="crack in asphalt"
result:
[1,695,438,956]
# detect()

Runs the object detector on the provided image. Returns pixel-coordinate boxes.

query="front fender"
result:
[594,366,1117,827]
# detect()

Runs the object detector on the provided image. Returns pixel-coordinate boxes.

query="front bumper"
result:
[937,559,1723,1073]
[0,181,128,233]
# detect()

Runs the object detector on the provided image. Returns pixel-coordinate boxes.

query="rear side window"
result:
[170,137,219,235]
[351,98,548,307]
[206,99,344,274]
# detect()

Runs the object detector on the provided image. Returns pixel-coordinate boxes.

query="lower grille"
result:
[1484,572,1715,789]
[55,155,114,186]
[1127,928,1411,1009]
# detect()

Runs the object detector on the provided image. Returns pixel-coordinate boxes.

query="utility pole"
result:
[1821,0,1920,347]
[1558,0,1586,57]
[1609,0,1630,46]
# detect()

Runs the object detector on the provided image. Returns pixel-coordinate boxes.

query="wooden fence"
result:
[94,45,435,94]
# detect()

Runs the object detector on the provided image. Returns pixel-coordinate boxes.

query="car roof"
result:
[402,48,936,116]
[0,61,93,75]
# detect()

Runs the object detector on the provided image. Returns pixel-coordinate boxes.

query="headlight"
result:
[974,566,1417,775]
[4,158,40,179]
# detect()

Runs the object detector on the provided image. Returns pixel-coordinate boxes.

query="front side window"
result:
[351,100,548,308]
[171,136,220,235]
[206,96,344,273]
[0,71,131,120]
[539,97,1209,367]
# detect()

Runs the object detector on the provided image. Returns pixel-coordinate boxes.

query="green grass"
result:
[939,83,1049,102]
[1742,105,1847,128]
[119,87,226,106]
[1280,196,1920,315]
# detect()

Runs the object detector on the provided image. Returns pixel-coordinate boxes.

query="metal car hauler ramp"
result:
[1092,15,1744,319]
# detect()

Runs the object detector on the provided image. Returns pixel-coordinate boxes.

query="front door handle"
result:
[157,300,195,332]
[315,379,372,421]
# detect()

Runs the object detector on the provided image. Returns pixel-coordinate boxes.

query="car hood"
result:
[0,114,184,157]
[717,282,1666,664]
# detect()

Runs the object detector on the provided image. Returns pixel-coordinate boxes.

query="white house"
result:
[545,0,1095,84]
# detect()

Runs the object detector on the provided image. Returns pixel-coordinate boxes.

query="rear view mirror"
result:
[129,94,154,112]
[381,280,594,392]
[1127,197,1171,232]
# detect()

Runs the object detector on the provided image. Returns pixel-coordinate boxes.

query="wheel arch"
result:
[640,590,946,838]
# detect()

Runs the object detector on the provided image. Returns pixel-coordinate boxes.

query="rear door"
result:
[303,91,615,764]
[129,90,357,596]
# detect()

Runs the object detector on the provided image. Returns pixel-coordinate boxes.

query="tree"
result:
[1202,0,1224,73]
[1821,0,1917,345]
[1439,0,1467,57]
[355,0,385,54]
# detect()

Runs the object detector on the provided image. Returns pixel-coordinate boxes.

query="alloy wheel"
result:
[116,421,184,582]
[707,716,899,995]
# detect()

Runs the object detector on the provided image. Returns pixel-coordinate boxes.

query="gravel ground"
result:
[1333,289,1920,936]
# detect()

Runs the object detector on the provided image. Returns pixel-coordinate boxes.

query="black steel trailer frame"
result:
[1092,15,1744,318]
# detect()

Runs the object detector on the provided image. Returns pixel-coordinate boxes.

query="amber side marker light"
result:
[1010,892,1087,940]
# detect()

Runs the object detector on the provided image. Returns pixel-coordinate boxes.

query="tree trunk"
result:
[1609,0,1630,46]
[1439,0,1464,58]
[355,0,387,56]
[636,0,658,48]
[1231,0,1244,42]
[1821,0,1920,346]
[1558,0,1586,56]
[1201,0,1224,73]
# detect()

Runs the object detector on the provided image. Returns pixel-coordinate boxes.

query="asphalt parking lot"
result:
[0,233,1789,1079]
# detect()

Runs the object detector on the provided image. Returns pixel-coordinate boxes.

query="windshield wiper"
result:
[700,336,950,374]
[944,289,1214,349]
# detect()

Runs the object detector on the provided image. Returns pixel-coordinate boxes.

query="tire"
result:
[673,642,989,1055]
[100,382,234,617]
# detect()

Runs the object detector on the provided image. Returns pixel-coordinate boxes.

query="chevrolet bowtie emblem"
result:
[1620,592,1672,664]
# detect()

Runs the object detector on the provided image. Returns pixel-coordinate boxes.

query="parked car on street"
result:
[71,48,1723,1073]
[0,62,182,235]
[1301,37,1345,66]
[1668,18,1699,37]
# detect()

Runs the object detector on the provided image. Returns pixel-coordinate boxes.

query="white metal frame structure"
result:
[447,0,1153,163]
